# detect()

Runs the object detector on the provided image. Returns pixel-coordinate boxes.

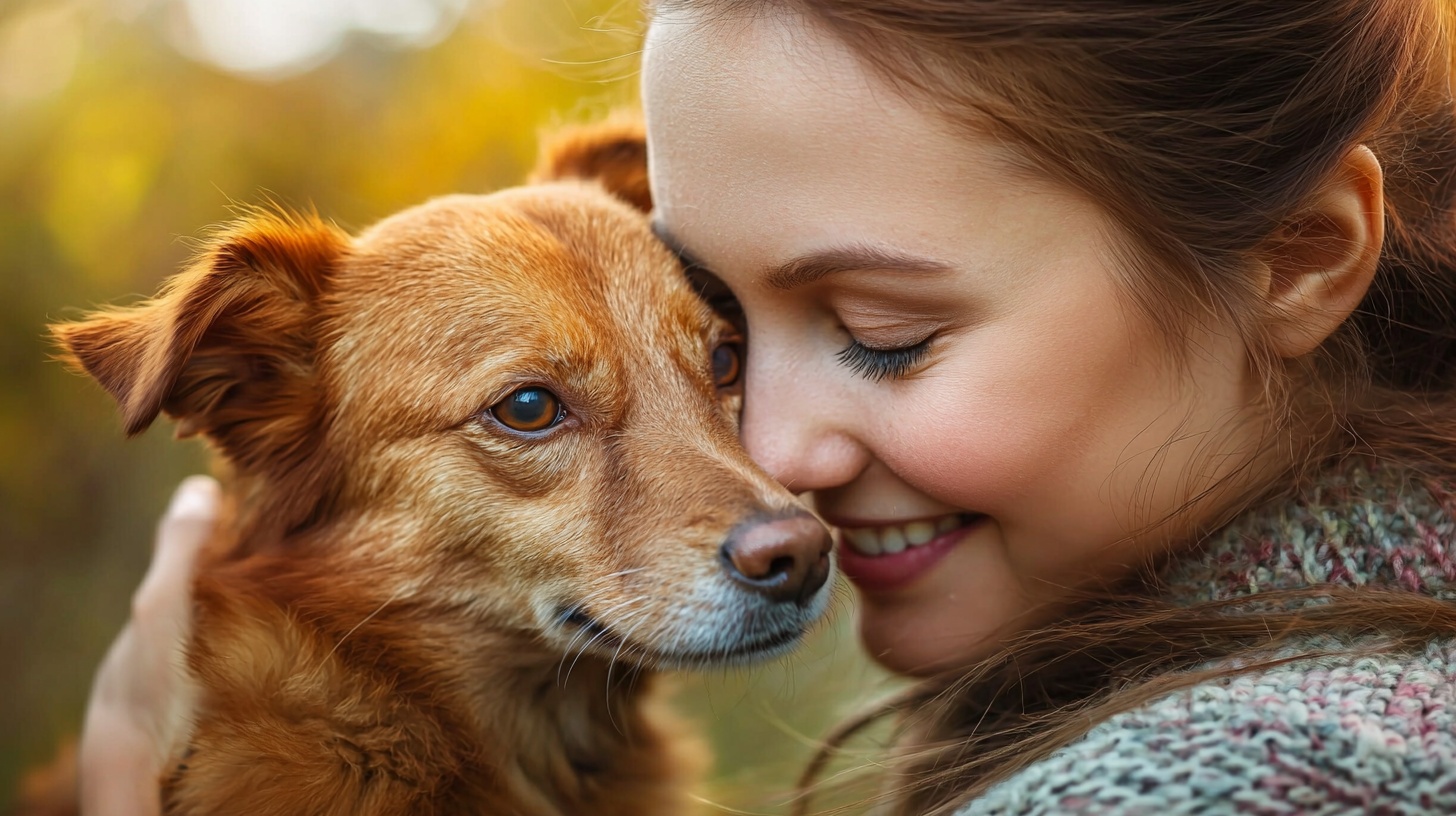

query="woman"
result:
[84,1,1456,813]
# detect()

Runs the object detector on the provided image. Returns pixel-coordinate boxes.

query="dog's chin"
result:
[552,585,833,672]
[557,609,810,671]
[642,624,809,670]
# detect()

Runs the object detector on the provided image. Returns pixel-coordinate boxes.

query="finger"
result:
[157,474,221,555]
[133,476,218,635]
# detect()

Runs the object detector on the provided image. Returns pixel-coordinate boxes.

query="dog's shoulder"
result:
[163,563,495,816]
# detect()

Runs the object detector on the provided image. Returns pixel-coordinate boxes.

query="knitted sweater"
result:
[958,463,1456,815]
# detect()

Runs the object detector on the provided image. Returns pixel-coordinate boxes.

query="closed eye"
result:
[836,336,933,381]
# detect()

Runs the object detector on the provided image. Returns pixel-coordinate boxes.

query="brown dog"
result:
[37,122,833,815]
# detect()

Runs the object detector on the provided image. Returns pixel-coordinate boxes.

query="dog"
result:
[29,121,834,815]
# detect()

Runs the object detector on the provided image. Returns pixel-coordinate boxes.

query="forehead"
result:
[641,7,1084,285]
[325,187,706,429]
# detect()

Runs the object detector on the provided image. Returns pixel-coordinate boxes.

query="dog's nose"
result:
[720,513,833,605]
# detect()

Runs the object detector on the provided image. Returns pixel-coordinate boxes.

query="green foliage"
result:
[0,0,888,810]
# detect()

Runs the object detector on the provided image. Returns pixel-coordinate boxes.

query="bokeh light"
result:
[172,0,470,79]
[0,5,83,106]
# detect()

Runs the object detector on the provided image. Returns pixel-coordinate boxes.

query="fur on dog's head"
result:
[53,120,832,675]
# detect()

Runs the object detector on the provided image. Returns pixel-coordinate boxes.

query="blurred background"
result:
[0,0,892,810]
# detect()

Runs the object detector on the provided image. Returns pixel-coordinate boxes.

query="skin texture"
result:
[37,124,834,815]
[644,7,1283,675]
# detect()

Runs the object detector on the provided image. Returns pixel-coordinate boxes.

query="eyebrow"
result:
[651,220,954,289]
[764,245,955,290]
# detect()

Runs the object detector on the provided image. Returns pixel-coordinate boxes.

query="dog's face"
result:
[323,185,832,667]
[54,129,833,671]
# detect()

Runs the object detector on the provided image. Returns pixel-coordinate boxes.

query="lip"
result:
[834,515,985,594]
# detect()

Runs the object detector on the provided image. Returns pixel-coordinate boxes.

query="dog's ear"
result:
[52,211,347,474]
[531,116,651,213]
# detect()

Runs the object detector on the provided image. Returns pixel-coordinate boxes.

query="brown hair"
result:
[650,0,1456,813]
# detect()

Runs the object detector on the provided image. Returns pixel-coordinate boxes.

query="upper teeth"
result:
[842,514,963,556]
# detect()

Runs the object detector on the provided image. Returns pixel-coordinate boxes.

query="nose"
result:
[720,512,833,605]
[739,361,869,493]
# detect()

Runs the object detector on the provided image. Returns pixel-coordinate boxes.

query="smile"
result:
[840,513,974,556]
[835,513,986,594]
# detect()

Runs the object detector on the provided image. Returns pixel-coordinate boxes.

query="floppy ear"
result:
[52,211,348,475]
[531,116,651,213]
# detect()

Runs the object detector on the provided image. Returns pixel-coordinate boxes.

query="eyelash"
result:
[836,336,934,381]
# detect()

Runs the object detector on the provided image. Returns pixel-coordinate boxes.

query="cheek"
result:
[877,316,1146,514]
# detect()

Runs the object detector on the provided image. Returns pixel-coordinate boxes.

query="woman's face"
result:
[643,6,1265,674]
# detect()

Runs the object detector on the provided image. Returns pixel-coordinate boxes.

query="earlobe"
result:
[1261,144,1384,358]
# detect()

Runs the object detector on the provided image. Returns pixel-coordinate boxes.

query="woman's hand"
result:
[79,476,217,816]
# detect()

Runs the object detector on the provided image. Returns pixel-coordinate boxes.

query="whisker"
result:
[316,586,406,675]
[606,613,654,733]
[563,606,648,687]
[555,596,647,686]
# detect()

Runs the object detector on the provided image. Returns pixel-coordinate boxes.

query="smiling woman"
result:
[647,5,1258,676]
[642,0,1456,813]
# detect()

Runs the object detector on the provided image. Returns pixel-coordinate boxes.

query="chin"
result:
[854,599,997,677]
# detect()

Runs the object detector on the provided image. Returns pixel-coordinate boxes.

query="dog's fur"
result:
[30,122,832,816]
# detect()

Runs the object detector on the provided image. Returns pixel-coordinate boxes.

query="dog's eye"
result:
[712,342,742,388]
[490,387,563,433]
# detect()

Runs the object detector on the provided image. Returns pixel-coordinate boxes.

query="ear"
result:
[1257,145,1385,358]
[51,211,348,474]
[530,115,651,213]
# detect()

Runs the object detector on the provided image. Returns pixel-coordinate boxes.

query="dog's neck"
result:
[478,657,686,813]
[417,611,705,815]
[184,532,702,816]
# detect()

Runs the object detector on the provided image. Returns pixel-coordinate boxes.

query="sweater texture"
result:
[957,463,1456,815]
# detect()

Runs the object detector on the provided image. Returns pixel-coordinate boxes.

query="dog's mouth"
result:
[556,605,807,668]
